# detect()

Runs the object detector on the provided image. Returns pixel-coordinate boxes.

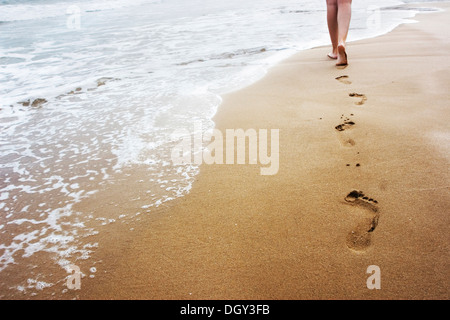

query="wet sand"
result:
[77,3,450,300]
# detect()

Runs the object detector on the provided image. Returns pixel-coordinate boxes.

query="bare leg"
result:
[326,0,338,59]
[336,0,352,66]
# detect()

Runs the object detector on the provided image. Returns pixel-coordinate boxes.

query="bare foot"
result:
[336,44,348,66]
[328,52,338,60]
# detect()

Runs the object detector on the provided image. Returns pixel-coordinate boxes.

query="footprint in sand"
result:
[336,75,352,85]
[335,114,355,132]
[349,92,367,105]
[344,190,380,252]
[335,120,355,132]
[335,115,356,147]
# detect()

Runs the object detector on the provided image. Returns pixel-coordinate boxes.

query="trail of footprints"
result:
[334,75,380,252]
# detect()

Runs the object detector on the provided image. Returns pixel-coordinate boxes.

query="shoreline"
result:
[80,1,449,300]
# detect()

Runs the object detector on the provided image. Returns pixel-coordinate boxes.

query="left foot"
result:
[328,52,338,60]
[336,44,348,66]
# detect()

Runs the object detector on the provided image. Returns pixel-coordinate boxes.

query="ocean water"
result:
[0,0,445,297]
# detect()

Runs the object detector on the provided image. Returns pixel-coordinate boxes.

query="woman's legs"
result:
[326,0,352,65]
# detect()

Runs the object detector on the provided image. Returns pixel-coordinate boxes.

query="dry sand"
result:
[78,3,449,300]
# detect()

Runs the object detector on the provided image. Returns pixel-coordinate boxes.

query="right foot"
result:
[336,44,348,66]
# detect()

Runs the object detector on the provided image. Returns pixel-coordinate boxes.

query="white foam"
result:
[26,279,53,291]
[0,0,163,23]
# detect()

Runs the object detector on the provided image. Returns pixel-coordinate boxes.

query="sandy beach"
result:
[64,2,450,300]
